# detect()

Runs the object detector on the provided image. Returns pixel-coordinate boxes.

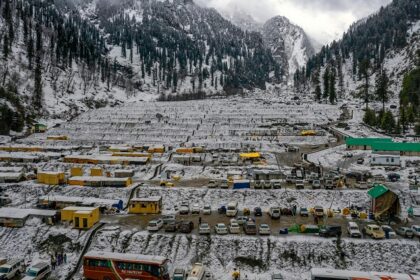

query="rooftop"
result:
[84,251,167,264]
[131,196,162,202]
[368,184,389,199]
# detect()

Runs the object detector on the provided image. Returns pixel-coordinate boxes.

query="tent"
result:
[368,184,400,219]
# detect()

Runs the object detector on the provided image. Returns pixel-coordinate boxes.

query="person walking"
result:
[64,253,67,264]
[51,255,56,270]
[198,216,202,225]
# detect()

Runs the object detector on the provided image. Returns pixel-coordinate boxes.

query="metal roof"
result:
[367,184,389,199]
[345,138,392,146]
[371,142,420,152]
[84,251,167,264]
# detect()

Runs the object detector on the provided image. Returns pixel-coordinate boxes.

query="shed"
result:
[61,206,100,229]
[345,138,392,150]
[129,196,162,214]
[37,195,123,210]
[148,146,165,153]
[0,172,25,183]
[68,176,132,187]
[90,167,103,177]
[37,171,66,185]
[367,184,400,219]
[0,208,57,227]
[239,152,261,160]
[371,154,400,166]
[114,169,135,178]
[371,142,420,156]
[71,167,84,177]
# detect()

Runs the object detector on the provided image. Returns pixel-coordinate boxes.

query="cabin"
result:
[128,196,162,214]
[37,171,66,185]
[0,208,57,227]
[90,167,103,177]
[68,176,132,187]
[61,206,100,229]
[368,184,400,220]
[114,169,135,178]
[371,154,401,166]
[37,195,123,211]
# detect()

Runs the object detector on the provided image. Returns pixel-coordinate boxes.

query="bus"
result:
[310,268,420,280]
[83,251,170,280]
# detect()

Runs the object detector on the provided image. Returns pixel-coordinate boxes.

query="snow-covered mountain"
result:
[221,9,262,33]
[262,16,316,78]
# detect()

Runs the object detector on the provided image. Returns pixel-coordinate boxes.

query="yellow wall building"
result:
[37,171,66,185]
[90,168,103,177]
[61,206,100,229]
[128,196,162,214]
[71,167,84,177]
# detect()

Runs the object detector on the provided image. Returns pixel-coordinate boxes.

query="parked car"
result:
[259,224,271,235]
[191,204,200,214]
[172,268,186,280]
[344,152,353,158]
[396,227,414,238]
[355,182,368,190]
[229,220,241,234]
[381,225,397,239]
[313,206,324,217]
[162,214,176,225]
[254,207,263,216]
[325,180,335,189]
[300,207,309,217]
[243,220,257,235]
[269,207,281,219]
[202,205,212,215]
[347,222,362,238]
[411,225,420,238]
[0,259,25,280]
[199,223,211,235]
[218,206,227,215]
[179,202,190,215]
[388,173,401,182]
[208,180,218,188]
[287,146,299,152]
[215,223,228,235]
[295,180,304,190]
[147,219,163,232]
[272,180,282,189]
[364,224,385,239]
[22,263,51,280]
[319,225,342,238]
[263,181,272,189]
[356,158,365,164]
[271,274,284,280]
[179,221,194,233]
[164,221,178,233]
[236,216,249,225]
[312,180,321,189]
[286,175,296,184]
[220,180,229,189]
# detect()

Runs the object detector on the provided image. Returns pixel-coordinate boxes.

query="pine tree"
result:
[375,69,390,111]
[381,111,395,133]
[3,35,9,59]
[27,35,34,69]
[359,59,371,109]
[329,72,336,104]
[323,68,330,99]
[33,24,43,112]
[363,108,376,126]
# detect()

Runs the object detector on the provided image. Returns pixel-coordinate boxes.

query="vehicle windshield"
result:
[0,267,10,273]
[26,269,38,277]
[201,224,209,228]
[149,222,157,226]
[350,226,359,230]
[247,225,256,229]
[228,207,236,210]
[413,227,420,232]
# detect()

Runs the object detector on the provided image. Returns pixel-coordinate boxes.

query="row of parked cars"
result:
[0,258,51,280]
[347,222,420,239]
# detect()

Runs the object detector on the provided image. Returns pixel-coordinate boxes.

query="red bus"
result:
[83,250,170,280]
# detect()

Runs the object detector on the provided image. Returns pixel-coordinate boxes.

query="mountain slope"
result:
[0,0,281,133]
[262,16,315,78]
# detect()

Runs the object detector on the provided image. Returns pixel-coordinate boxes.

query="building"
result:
[37,171,66,185]
[128,196,162,214]
[68,176,132,187]
[61,206,100,229]
[37,195,123,210]
[371,142,420,156]
[345,138,392,150]
[239,152,261,161]
[367,184,400,220]
[90,167,103,177]
[148,146,165,153]
[371,154,401,167]
[64,155,149,165]
[248,168,285,181]
[0,208,57,227]
[114,169,135,178]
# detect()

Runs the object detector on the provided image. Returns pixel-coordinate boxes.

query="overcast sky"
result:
[195,0,392,45]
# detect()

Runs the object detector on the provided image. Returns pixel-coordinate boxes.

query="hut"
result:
[368,184,400,220]
[128,196,162,214]
[0,208,57,227]
[37,171,66,185]
[61,206,100,229]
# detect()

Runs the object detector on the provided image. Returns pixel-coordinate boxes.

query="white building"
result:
[371,154,400,167]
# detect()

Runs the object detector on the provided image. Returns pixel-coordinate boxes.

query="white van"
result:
[226,202,238,217]
[187,263,205,280]
[0,259,25,279]
[22,262,51,280]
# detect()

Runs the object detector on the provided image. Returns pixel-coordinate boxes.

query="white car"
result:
[236,216,249,225]
[214,223,228,235]
[229,221,241,234]
[22,263,51,280]
[191,204,200,214]
[199,223,211,235]
[347,222,362,238]
[0,259,25,280]
[381,225,397,239]
[179,202,190,215]
[147,219,163,232]
[202,205,212,215]
[259,224,271,235]
[411,225,420,238]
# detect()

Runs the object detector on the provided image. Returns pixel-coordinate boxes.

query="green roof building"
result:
[346,137,420,155]
[367,184,400,219]
[345,138,392,150]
